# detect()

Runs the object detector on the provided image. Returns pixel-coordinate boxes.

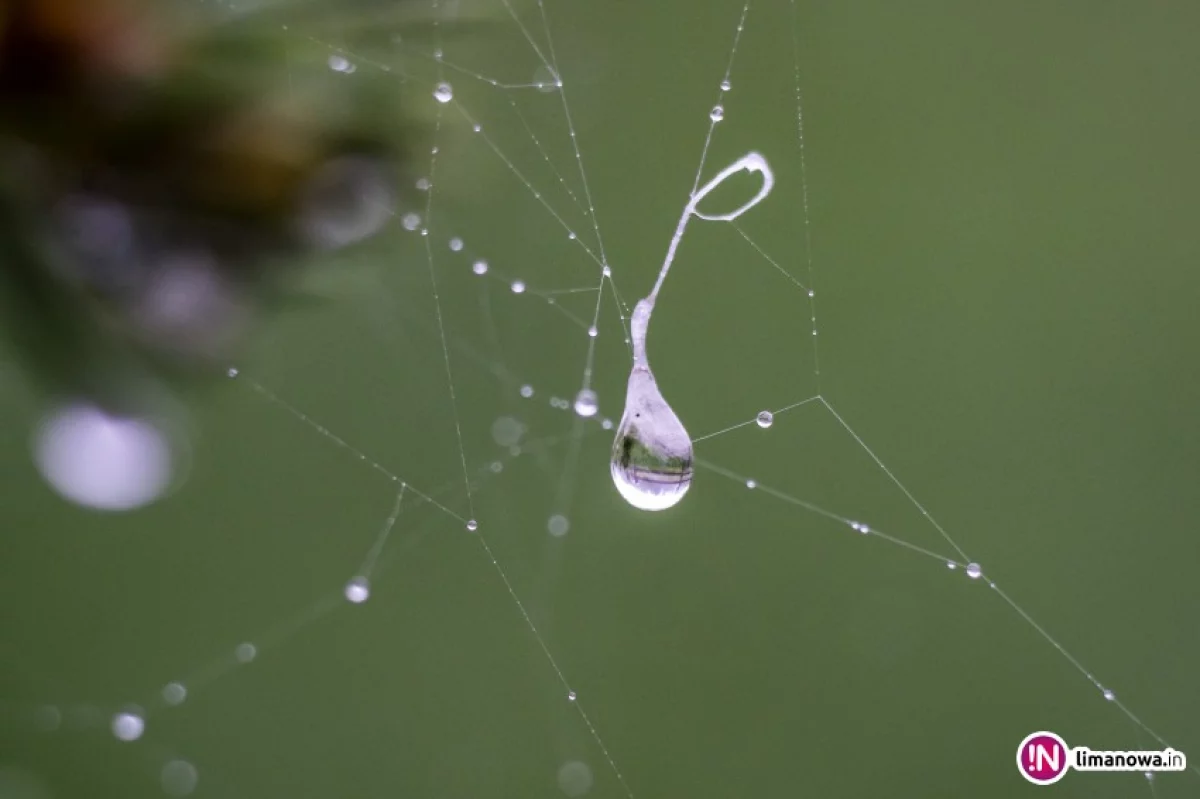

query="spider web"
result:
[1,1,1198,797]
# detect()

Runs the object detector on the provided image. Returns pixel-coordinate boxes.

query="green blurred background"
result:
[2,1,1198,797]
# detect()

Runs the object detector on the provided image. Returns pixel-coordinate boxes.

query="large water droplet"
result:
[709,105,725,122]
[610,366,693,511]
[433,82,454,103]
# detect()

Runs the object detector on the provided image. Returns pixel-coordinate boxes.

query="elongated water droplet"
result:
[610,300,693,511]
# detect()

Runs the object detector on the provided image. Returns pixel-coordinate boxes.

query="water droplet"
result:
[162,682,187,706]
[111,711,144,741]
[472,123,481,133]
[547,514,570,536]
[401,212,421,231]
[611,370,692,511]
[433,82,454,103]
[574,389,598,418]
[587,325,598,338]
[161,759,199,796]
[710,105,724,122]
[746,479,757,489]
[601,418,614,430]
[416,178,431,191]
[345,576,370,604]
[449,237,464,252]
[808,289,815,298]
[511,280,526,294]
[472,260,488,275]
[33,403,180,511]
[567,690,577,701]
[965,562,982,579]
[328,55,350,72]
[226,367,238,378]
[612,300,693,511]
[756,410,774,428]
[557,760,594,798]
[947,561,958,570]
[466,519,478,532]
[235,643,257,662]
[491,416,526,447]
[602,265,612,277]
[432,47,443,61]
[720,78,732,91]
[489,461,503,473]
[1103,688,1115,701]
[519,385,534,399]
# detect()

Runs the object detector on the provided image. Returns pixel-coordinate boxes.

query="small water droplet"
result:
[401,212,421,231]
[808,289,815,298]
[328,55,350,72]
[720,78,732,91]
[416,178,431,191]
[519,384,534,398]
[574,389,598,418]
[756,410,773,428]
[235,642,257,662]
[161,759,199,796]
[587,325,598,338]
[466,519,478,532]
[433,82,454,103]
[710,105,724,122]
[746,479,757,489]
[111,711,144,741]
[489,461,503,473]
[449,237,464,252]
[472,260,488,275]
[1145,772,1155,782]
[345,576,370,604]
[567,690,577,701]
[965,562,982,579]
[947,561,958,570]
[1103,688,1115,701]
[511,280,526,294]
[226,367,238,378]
[602,265,612,277]
[162,682,187,706]
[432,47,443,61]
[548,514,570,536]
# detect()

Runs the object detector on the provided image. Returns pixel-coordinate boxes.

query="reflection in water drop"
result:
[433,82,453,103]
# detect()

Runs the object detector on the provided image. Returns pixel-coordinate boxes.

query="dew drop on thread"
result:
[610,300,693,512]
